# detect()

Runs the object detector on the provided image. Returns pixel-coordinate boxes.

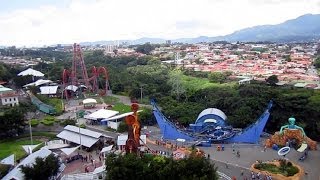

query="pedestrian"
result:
[237,150,240,158]
[91,159,94,165]
[257,171,261,180]
[207,154,210,159]
[241,169,244,176]
[264,146,267,152]
[251,171,255,180]
[225,161,229,169]
[99,155,101,161]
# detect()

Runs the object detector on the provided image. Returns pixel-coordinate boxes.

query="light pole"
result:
[29,119,33,145]
[140,86,143,103]
[76,111,82,150]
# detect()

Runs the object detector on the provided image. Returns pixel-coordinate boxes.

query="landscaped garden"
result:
[254,159,300,177]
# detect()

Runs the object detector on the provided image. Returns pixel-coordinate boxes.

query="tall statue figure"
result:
[280,117,306,137]
[125,103,141,154]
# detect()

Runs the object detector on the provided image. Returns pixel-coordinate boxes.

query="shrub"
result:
[40,120,55,126]
[60,119,76,126]
[287,161,293,167]
[80,124,86,129]
[30,119,40,127]
[287,166,299,176]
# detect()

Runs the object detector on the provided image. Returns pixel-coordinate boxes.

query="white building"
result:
[0,85,19,107]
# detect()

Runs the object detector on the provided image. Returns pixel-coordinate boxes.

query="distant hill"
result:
[222,14,320,42]
[76,14,320,46]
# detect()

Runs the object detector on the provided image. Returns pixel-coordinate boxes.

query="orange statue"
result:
[125,103,141,154]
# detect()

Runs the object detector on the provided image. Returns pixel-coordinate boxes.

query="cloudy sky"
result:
[0,0,320,46]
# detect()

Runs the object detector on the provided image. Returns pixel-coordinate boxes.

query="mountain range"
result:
[80,13,320,45]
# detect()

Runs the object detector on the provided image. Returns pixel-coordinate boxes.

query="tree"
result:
[136,43,155,55]
[314,56,320,68]
[0,107,26,138]
[106,153,218,180]
[208,72,226,83]
[266,75,279,85]
[21,154,60,180]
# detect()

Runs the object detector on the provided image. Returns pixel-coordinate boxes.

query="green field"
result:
[102,96,120,104]
[181,75,237,91]
[112,103,132,113]
[0,139,42,160]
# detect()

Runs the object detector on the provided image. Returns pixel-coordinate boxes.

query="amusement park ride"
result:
[62,43,110,99]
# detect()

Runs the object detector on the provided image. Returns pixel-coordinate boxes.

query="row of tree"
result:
[106,153,218,180]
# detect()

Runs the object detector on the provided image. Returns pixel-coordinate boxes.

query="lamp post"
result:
[76,111,82,150]
[29,119,33,145]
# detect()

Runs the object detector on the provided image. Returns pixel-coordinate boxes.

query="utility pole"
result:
[140,86,143,103]
[29,119,33,145]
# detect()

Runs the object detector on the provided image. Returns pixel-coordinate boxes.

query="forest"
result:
[1,49,319,141]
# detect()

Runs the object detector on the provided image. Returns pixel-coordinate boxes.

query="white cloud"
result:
[0,0,319,46]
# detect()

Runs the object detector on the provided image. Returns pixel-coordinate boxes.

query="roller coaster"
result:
[151,100,273,144]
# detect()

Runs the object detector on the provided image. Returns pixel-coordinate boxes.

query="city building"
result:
[0,85,19,107]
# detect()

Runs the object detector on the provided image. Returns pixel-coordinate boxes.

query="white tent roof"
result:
[23,79,52,87]
[57,125,104,148]
[57,130,99,148]
[83,98,97,104]
[93,165,106,173]
[101,110,143,122]
[65,85,78,92]
[117,134,146,146]
[22,144,42,154]
[40,86,59,94]
[64,125,102,138]
[60,146,80,156]
[86,109,119,120]
[18,68,44,77]
[101,145,113,153]
[0,154,15,165]
[2,148,52,180]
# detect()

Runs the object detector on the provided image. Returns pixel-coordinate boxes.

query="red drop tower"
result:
[62,43,110,99]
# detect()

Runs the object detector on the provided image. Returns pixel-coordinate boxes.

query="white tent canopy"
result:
[101,110,143,122]
[18,68,44,77]
[65,85,78,92]
[40,86,59,95]
[22,144,42,154]
[83,98,97,104]
[23,79,53,87]
[86,109,119,120]
[101,145,113,153]
[60,146,80,156]
[0,154,15,165]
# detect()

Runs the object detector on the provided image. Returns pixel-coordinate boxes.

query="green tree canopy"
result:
[0,107,26,138]
[266,75,279,85]
[21,154,60,180]
[106,153,218,180]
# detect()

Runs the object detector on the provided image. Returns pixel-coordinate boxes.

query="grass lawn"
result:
[0,139,42,160]
[181,75,237,91]
[102,96,120,104]
[112,103,132,113]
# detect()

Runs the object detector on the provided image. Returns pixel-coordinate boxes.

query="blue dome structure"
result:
[194,108,227,127]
